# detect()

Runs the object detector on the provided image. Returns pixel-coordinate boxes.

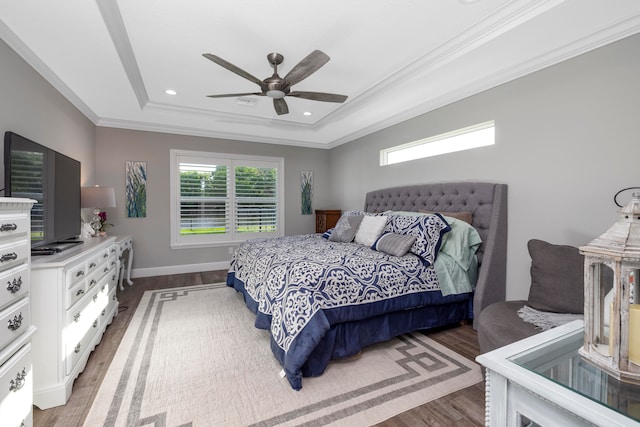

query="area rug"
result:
[84,283,482,427]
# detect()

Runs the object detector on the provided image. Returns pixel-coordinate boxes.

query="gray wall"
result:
[329,33,640,301]
[3,27,640,302]
[0,38,95,187]
[95,127,331,276]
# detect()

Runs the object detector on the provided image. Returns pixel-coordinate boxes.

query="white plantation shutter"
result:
[9,149,45,241]
[234,164,278,235]
[179,162,230,236]
[170,150,283,248]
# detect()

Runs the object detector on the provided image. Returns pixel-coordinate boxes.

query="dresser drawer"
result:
[65,312,100,376]
[0,264,28,312]
[66,263,87,290]
[0,343,32,427]
[0,298,30,350]
[0,241,28,274]
[104,285,118,321]
[86,253,102,276]
[66,279,87,310]
[0,215,30,239]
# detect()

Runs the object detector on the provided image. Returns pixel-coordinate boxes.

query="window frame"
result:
[170,149,285,249]
[380,120,495,166]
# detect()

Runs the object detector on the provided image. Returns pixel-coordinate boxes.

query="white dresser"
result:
[0,198,36,427]
[31,237,119,409]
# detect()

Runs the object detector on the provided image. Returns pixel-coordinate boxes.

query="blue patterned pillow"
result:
[321,228,334,239]
[384,213,451,265]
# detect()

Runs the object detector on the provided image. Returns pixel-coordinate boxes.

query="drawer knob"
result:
[93,294,98,302]
[75,343,81,353]
[7,312,23,331]
[9,367,26,392]
[89,262,97,268]
[76,288,85,297]
[101,309,106,316]
[90,279,97,286]
[0,223,17,232]
[93,320,98,328]
[76,270,85,277]
[74,313,81,322]
[0,252,17,263]
[6,276,22,294]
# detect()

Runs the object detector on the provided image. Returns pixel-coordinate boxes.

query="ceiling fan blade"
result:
[273,98,289,115]
[287,91,347,103]
[203,53,267,91]
[206,92,264,98]
[283,50,330,87]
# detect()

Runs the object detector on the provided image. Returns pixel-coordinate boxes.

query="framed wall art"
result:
[126,160,147,218]
[301,171,313,215]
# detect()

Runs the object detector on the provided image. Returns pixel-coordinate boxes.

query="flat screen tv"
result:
[4,131,81,249]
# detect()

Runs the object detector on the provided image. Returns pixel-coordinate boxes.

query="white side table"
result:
[115,235,133,290]
[476,320,640,426]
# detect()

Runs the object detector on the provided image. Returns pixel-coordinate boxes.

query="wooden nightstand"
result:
[315,210,341,233]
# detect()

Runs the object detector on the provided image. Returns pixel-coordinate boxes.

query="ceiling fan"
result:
[202,50,348,115]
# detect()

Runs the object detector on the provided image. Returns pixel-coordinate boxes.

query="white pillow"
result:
[354,215,388,246]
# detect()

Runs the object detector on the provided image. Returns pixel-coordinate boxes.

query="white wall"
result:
[329,33,640,301]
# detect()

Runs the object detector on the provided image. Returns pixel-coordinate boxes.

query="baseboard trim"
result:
[131,261,231,279]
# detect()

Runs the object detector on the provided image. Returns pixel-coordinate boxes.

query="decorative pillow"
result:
[321,228,334,239]
[419,209,473,225]
[384,213,451,265]
[382,210,426,217]
[328,215,364,243]
[527,239,584,314]
[371,232,416,257]
[354,215,388,246]
[438,217,482,271]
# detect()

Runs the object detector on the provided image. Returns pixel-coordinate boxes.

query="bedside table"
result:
[315,210,341,233]
[477,320,640,426]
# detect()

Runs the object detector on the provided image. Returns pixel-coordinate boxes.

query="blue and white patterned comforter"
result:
[227,233,471,389]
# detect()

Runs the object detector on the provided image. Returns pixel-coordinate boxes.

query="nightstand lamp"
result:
[81,185,116,236]
[579,190,640,384]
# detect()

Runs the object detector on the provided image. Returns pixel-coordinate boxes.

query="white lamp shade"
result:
[81,186,116,208]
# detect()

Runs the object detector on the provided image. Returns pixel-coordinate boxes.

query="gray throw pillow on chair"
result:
[526,239,584,314]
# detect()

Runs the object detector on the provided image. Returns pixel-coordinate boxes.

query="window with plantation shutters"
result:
[9,149,46,242]
[170,150,284,248]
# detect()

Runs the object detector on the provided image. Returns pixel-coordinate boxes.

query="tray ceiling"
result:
[1,0,640,148]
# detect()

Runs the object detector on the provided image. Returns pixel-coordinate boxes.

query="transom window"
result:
[380,121,495,166]
[170,149,284,248]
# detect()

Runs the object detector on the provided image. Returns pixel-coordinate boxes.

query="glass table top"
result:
[509,328,640,423]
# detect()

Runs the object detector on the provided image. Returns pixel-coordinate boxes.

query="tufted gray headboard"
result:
[364,181,508,325]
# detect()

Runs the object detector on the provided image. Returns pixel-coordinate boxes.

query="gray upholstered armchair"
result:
[476,239,585,354]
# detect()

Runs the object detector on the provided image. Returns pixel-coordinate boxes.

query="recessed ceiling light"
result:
[165,89,177,96]
[303,111,312,116]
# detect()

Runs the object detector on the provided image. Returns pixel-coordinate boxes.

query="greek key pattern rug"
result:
[84,283,482,427]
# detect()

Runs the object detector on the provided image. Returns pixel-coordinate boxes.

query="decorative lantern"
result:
[579,190,640,383]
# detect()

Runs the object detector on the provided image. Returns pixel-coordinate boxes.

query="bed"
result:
[227,181,508,390]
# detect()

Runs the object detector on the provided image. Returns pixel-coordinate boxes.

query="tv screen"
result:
[4,131,81,248]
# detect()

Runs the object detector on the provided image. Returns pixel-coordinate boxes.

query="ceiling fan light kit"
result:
[203,50,347,115]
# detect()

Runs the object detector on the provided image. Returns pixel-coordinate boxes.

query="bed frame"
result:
[364,181,508,325]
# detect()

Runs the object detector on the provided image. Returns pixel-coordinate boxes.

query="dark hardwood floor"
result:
[33,271,485,427]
